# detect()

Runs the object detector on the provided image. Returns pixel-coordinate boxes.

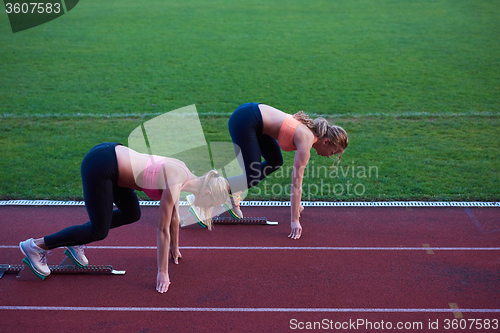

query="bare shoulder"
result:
[161,158,192,187]
[294,123,316,149]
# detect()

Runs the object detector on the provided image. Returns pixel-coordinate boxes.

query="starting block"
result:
[212,216,278,226]
[0,256,125,281]
[180,209,278,228]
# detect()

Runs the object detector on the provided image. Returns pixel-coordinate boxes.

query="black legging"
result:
[227,103,284,193]
[44,143,141,249]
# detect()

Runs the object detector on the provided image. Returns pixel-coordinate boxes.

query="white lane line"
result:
[1,200,499,207]
[1,245,500,250]
[0,306,499,313]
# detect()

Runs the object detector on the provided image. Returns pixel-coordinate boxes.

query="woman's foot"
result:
[187,194,207,227]
[19,238,51,278]
[64,245,89,267]
[223,194,243,219]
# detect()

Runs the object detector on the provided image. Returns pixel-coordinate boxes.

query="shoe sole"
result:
[19,242,50,279]
[222,203,243,220]
[64,248,87,268]
[188,207,207,228]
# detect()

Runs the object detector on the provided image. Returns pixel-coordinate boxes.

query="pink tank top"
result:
[142,157,190,200]
[277,115,317,151]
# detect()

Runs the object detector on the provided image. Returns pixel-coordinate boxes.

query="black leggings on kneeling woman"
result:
[44,142,141,250]
[227,103,284,193]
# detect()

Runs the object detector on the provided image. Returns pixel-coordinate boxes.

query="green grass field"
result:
[1,0,499,201]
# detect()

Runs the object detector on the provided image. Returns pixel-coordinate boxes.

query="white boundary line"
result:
[1,110,497,119]
[0,200,499,207]
[1,245,499,251]
[0,305,499,313]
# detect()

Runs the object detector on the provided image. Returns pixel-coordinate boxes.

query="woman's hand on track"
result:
[170,248,182,265]
[288,220,302,239]
[156,272,171,293]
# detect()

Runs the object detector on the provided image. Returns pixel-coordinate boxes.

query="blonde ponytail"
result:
[198,170,230,230]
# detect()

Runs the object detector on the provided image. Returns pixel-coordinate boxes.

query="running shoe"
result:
[19,238,51,279]
[186,194,207,227]
[64,245,89,267]
[222,194,243,219]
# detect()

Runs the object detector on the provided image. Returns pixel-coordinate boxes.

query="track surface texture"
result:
[0,205,499,332]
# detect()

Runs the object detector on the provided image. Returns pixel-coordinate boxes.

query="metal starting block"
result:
[0,256,126,281]
[181,204,278,228]
[213,216,278,226]
[181,210,278,228]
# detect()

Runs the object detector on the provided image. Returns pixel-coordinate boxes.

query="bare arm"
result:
[169,200,181,264]
[289,146,310,239]
[288,124,316,239]
[156,184,180,293]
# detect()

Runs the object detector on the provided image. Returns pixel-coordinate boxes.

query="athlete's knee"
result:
[128,207,141,223]
[89,228,109,242]
[120,203,141,224]
[263,158,283,177]
[248,178,261,188]
[271,155,284,169]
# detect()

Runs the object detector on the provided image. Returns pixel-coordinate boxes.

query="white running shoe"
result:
[19,238,51,278]
[64,245,89,267]
[222,194,244,219]
[186,194,206,227]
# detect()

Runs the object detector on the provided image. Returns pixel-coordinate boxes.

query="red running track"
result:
[0,205,499,332]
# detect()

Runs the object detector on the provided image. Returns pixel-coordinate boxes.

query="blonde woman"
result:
[225,103,348,240]
[19,142,229,293]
